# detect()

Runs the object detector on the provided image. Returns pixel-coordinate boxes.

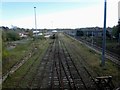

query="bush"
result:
[7,31,20,41]
[2,30,20,42]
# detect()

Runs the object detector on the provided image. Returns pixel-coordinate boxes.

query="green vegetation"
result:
[76,30,84,36]
[62,33,120,88]
[2,30,20,42]
[103,38,118,54]
[2,39,33,75]
[112,19,120,39]
[80,35,120,55]
[2,38,51,88]
[25,29,33,38]
[1,27,35,75]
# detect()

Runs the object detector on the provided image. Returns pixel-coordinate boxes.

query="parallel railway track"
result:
[3,33,116,90]
[34,34,97,89]
[67,34,120,66]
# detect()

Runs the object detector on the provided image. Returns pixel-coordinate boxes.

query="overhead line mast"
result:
[102,0,107,67]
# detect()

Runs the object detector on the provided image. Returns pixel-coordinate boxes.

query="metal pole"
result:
[34,7,37,38]
[102,0,107,66]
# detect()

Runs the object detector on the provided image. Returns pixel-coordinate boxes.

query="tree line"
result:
[112,19,120,39]
[1,19,120,42]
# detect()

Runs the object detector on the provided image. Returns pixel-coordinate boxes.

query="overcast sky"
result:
[1,0,120,29]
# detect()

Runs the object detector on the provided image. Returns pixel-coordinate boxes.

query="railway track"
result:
[60,40,88,89]
[3,33,116,89]
[29,40,54,88]
[60,33,115,90]
[78,37,120,66]
[59,37,97,89]
[26,33,114,89]
[2,43,36,83]
[67,34,120,66]
[9,40,50,88]
[30,34,98,89]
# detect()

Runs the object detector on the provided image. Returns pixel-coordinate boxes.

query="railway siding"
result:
[2,39,51,88]
[61,33,120,89]
[2,33,119,89]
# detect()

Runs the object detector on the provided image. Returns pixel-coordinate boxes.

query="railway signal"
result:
[101,0,107,67]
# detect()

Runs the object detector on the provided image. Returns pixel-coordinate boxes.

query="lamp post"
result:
[34,7,37,38]
[101,0,107,67]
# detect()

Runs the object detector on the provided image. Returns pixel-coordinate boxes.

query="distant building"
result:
[19,32,28,38]
[32,30,43,36]
[77,27,103,37]
[64,27,112,38]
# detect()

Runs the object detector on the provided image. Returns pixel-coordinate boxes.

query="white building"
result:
[33,30,43,36]
[19,33,27,38]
